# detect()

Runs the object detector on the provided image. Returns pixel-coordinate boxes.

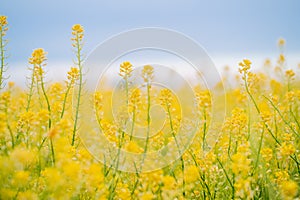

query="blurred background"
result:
[1,0,300,84]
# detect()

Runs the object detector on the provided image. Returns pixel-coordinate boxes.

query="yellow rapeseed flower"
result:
[29,48,47,65]
[142,65,154,82]
[119,61,133,78]
[238,59,252,74]
[0,15,8,26]
[278,38,285,48]
[67,67,80,83]
[285,69,295,79]
[280,180,298,199]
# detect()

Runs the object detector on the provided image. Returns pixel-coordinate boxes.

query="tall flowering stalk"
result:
[0,16,8,90]
[29,48,51,128]
[141,65,153,156]
[159,88,185,197]
[119,61,133,106]
[61,67,79,119]
[129,88,141,140]
[71,24,84,146]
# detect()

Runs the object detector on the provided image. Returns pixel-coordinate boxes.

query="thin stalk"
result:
[50,138,55,165]
[26,70,35,112]
[72,33,83,146]
[0,28,5,89]
[253,128,264,172]
[5,98,14,148]
[217,157,234,199]
[166,102,185,197]
[202,108,207,152]
[40,71,51,129]
[130,107,136,140]
[263,95,299,138]
[60,82,71,119]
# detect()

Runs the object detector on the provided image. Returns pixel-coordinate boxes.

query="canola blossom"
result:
[0,15,300,199]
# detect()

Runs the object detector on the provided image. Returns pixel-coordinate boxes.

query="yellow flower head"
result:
[71,24,84,42]
[278,54,285,65]
[48,127,58,139]
[142,65,154,82]
[129,88,141,112]
[261,147,273,162]
[278,38,285,48]
[280,180,298,199]
[67,67,80,83]
[238,59,252,74]
[119,61,133,78]
[0,15,8,27]
[159,88,173,108]
[285,69,295,79]
[94,91,103,108]
[72,24,84,35]
[195,90,211,108]
[29,48,47,65]
[279,142,296,157]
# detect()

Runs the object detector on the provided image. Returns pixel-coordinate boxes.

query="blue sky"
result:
[1,0,300,82]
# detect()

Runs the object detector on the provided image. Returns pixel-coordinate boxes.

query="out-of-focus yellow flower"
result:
[42,167,62,190]
[129,88,141,112]
[263,58,271,68]
[119,61,133,78]
[67,67,79,84]
[10,147,37,169]
[261,147,273,162]
[231,152,251,176]
[285,69,295,79]
[277,54,285,65]
[48,127,58,138]
[12,170,30,188]
[0,16,8,35]
[29,48,47,65]
[275,170,289,184]
[278,38,285,48]
[0,15,8,26]
[142,65,154,82]
[234,177,252,199]
[195,90,211,108]
[17,191,38,200]
[278,142,296,157]
[72,24,84,35]
[280,180,298,199]
[184,165,199,183]
[239,59,252,74]
[71,24,84,44]
[141,192,155,200]
[8,81,14,88]
[115,183,131,200]
[162,175,176,190]
[125,141,143,153]
[159,88,173,108]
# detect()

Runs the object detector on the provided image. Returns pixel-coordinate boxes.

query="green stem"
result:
[0,28,4,89]
[71,33,83,146]
[166,102,185,197]
[217,157,234,199]
[26,71,35,112]
[40,71,51,129]
[130,107,136,140]
[253,128,264,172]
[263,95,299,138]
[61,82,71,119]
[50,138,55,165]
[5,98,14,148]
[202,108,207,152]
